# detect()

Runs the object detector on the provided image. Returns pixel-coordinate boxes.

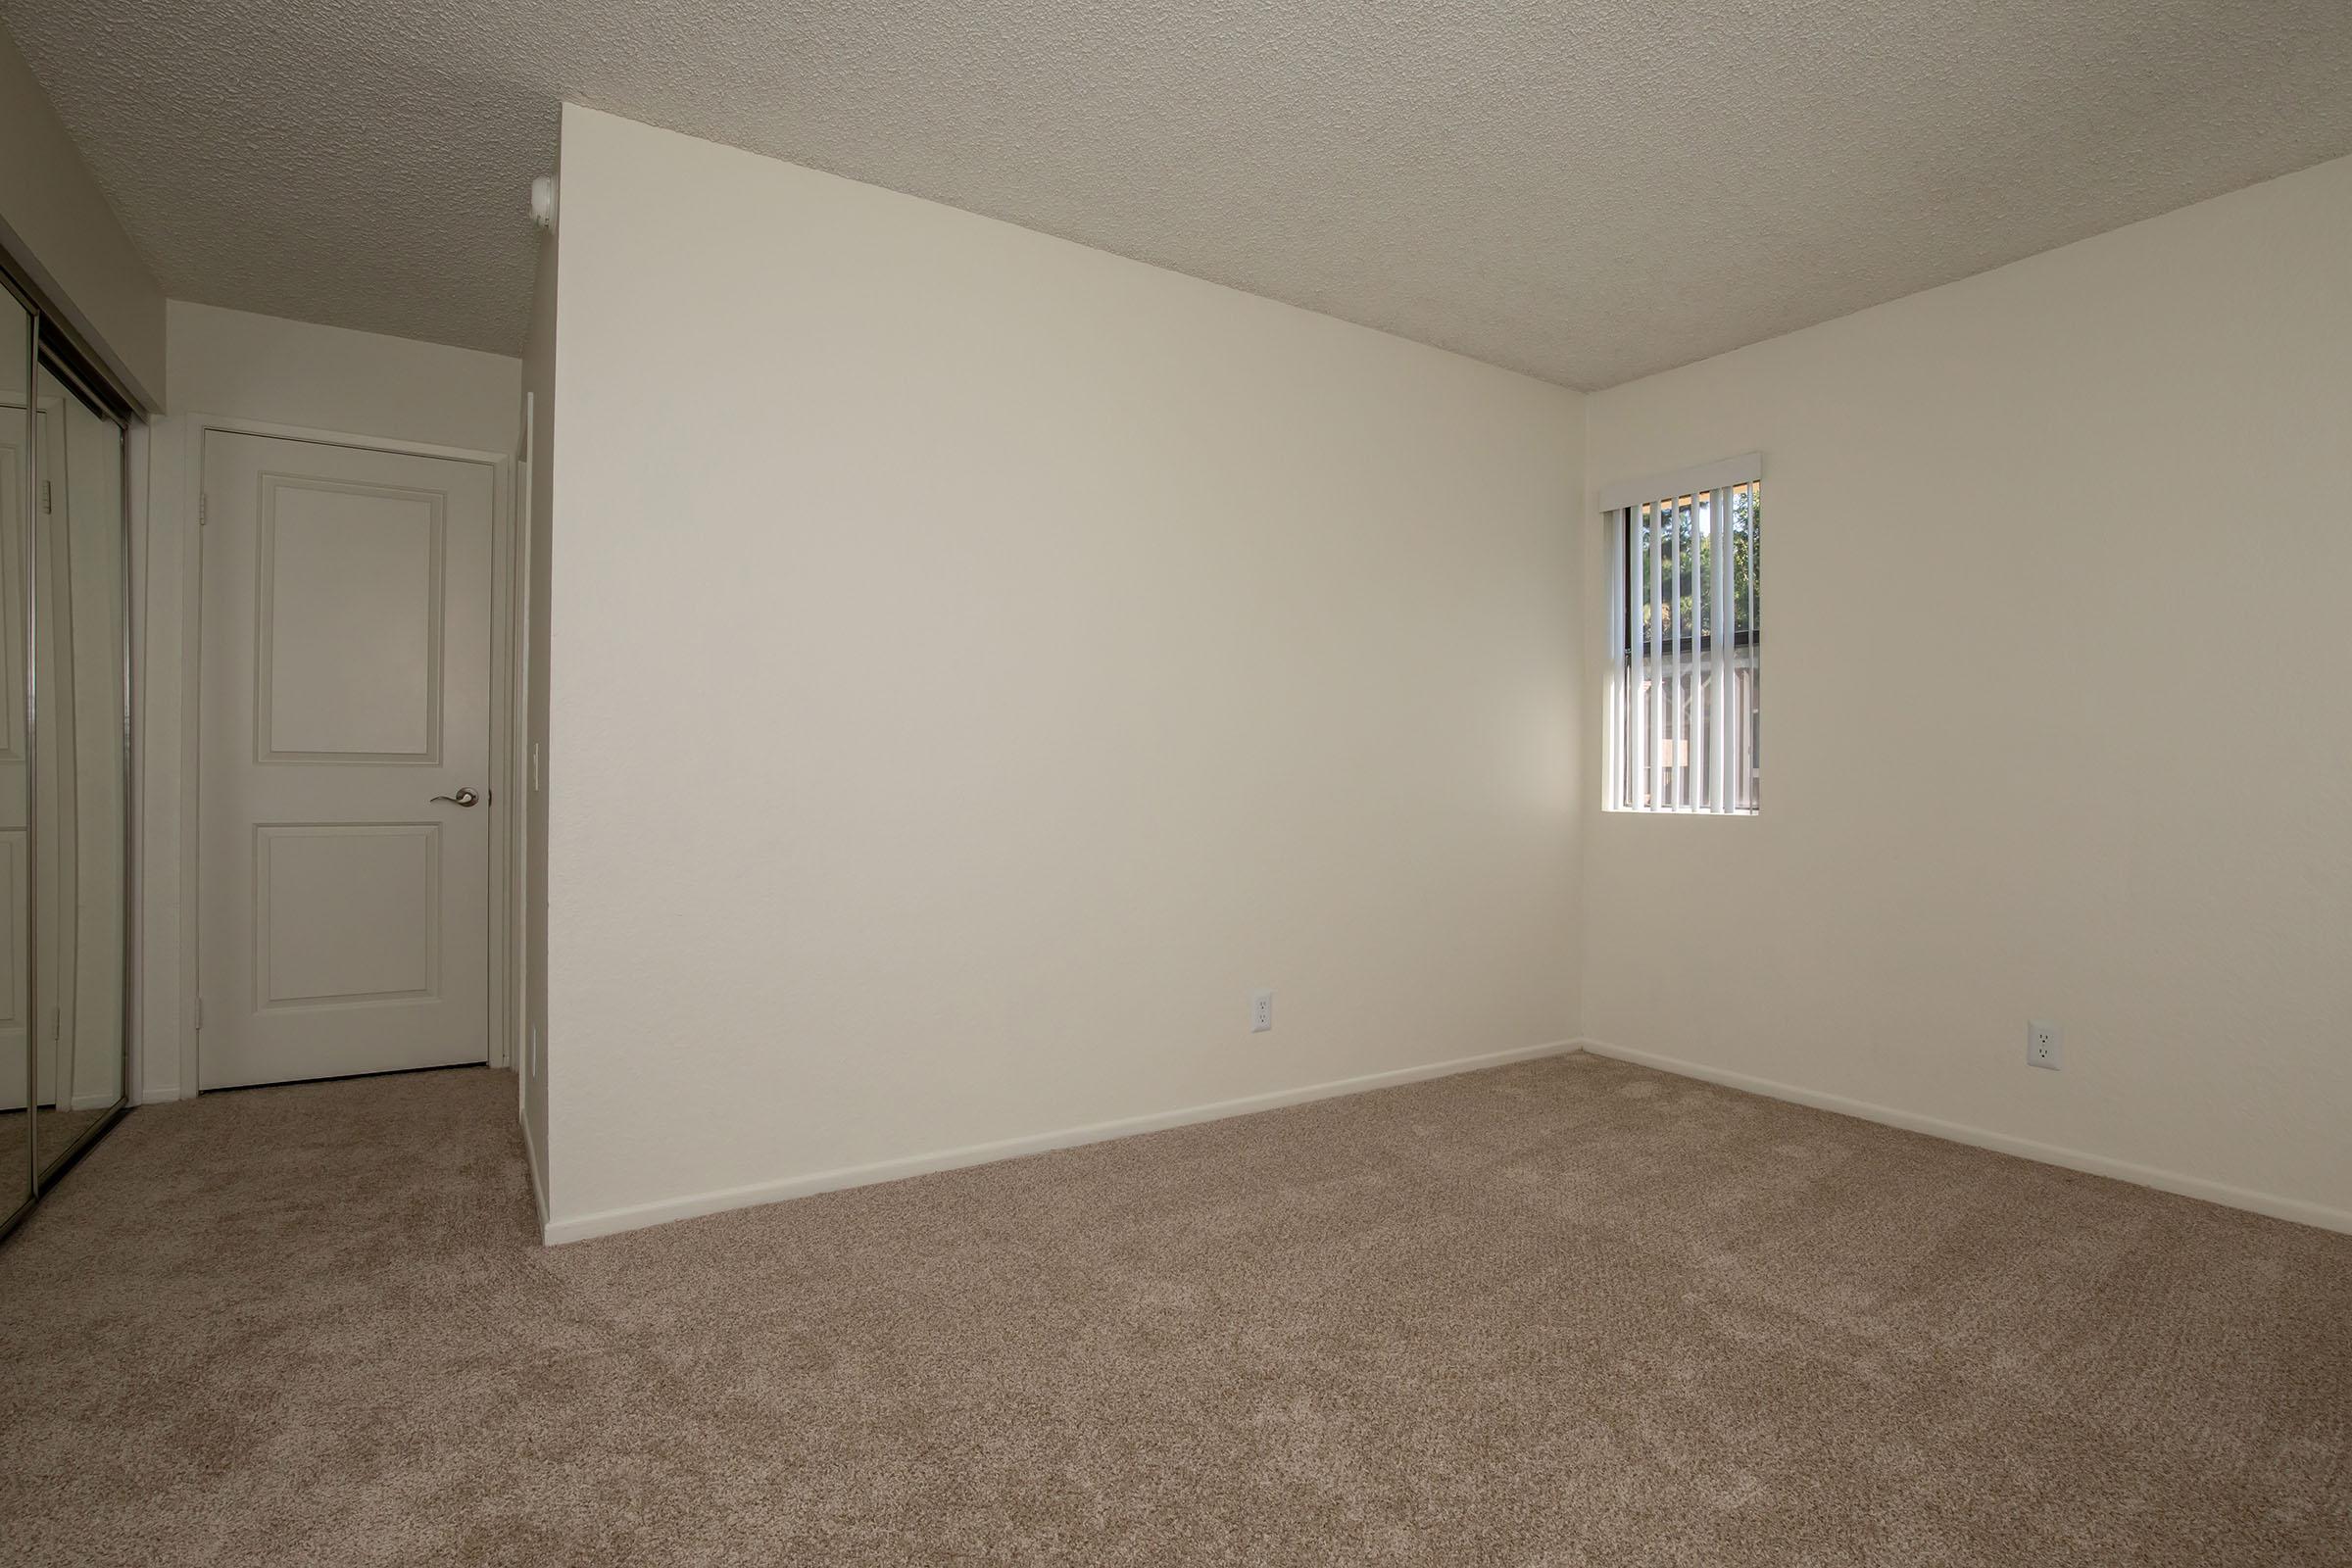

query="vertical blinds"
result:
[1606,474,1761,813]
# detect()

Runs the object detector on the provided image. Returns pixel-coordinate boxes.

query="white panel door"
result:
[199,433,495,1088]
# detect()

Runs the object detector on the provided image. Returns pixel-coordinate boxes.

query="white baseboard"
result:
[516,1099,550,1236]
[1581,1040,2352,1236]
[69,1090,120,1110]
[542,1039,1579,1246]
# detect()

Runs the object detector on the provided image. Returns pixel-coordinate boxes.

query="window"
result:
[1603,458,1761,813]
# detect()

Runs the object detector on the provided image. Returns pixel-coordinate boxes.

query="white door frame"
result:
[171,416,519,1095]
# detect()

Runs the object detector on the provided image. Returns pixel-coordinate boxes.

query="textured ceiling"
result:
[5,0,2350,389]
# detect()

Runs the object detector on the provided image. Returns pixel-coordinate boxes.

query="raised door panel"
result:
[260,476,446,763]
[255,822,440,1008]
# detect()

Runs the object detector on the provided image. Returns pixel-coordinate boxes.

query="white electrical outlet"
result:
[2028,1020,2062,1070]
[1250,990,1274,1033]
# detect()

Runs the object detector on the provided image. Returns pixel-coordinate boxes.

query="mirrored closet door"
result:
[0,279,29,1228]
[0,272,132,1238]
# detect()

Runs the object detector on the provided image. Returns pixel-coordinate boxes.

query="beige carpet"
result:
[0,1055,2345,1566]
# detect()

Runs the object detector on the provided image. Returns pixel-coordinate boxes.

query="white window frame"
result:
[1601,454,1762,815]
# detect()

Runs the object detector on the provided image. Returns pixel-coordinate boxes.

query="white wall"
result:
[540,106,1584,1239]
[163,302,519,451]
[0,22,164,406]
[518,212,558,1216]
[137,304,522,1101]
[1581,155,2352,1228]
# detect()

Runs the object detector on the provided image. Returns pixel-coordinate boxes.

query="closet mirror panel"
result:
[32,359,127,1178]
[0,286,30,1220]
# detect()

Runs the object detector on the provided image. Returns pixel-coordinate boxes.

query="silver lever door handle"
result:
[430,787,481,808]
